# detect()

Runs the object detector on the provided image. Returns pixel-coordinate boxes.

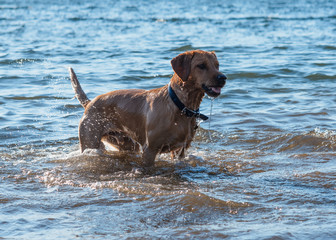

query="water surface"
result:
[1,0,336,239]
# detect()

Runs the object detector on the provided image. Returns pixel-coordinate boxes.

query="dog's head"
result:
[171,50,227,97]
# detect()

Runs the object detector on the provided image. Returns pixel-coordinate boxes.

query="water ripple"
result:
[1,0,336,238]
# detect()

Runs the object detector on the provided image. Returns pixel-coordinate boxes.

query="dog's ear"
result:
[171,52,194,82]
[211,51,217,58]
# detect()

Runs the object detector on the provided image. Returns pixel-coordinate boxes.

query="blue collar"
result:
[168,84,208,121]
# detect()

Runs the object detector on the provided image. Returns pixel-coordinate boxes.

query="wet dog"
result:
[69,50,226,167]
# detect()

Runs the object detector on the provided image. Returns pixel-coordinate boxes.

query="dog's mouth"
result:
[202,84,224,97]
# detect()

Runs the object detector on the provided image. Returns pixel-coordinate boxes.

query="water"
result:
[1,0,336,239]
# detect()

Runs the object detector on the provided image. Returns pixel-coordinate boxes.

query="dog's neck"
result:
[169,74,205,111]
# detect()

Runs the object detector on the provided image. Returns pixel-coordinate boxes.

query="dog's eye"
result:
[197,64,207,70]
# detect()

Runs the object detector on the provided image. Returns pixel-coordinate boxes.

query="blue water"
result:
[1,0,336,239]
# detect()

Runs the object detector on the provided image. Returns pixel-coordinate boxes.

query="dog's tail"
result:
[68,67,90,108]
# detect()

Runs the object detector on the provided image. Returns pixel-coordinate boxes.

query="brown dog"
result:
[69,50,226,167]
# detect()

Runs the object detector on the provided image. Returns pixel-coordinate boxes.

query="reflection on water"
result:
[1,0,336,239]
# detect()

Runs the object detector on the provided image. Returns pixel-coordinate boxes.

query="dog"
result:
[69,50,226,167]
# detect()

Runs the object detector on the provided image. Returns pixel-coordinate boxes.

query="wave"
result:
[259,128,336,153]
[305,73,336,80]
[228,16,336,21]
[229,72,277,79]
[0,5,29,10]
[0,58,43,65]
[317,45,336,51]
[4,95,68,101]
[169,45,196,52]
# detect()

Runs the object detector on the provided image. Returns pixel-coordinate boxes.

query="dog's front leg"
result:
[142,146,159,167]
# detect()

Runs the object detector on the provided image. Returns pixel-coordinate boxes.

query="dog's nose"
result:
[217,74,227,85]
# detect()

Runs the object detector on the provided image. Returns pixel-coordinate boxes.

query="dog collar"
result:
[168,84,208,121]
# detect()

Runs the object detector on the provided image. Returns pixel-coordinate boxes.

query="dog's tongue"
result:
[210,87,221,94]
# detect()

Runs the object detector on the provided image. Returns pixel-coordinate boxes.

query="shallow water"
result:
[1,0,336,239]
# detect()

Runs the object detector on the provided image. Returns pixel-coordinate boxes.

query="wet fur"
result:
[69,50,226,167]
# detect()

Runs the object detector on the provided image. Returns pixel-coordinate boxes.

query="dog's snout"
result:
[217,74,227,85]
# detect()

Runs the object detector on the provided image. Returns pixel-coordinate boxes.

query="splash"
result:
[311,127,336,142]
